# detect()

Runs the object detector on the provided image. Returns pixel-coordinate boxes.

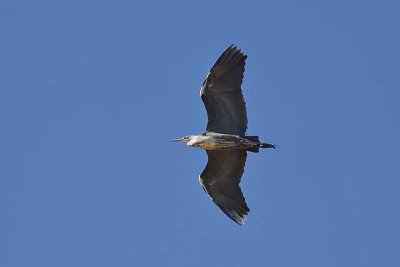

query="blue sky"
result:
[1,0,400,266]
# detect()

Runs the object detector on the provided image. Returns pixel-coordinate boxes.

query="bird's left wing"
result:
[200,45,248,136]
[199,150,249,225]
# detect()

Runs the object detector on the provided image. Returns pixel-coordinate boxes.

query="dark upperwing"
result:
[199,150,249,224]
[200,45,248,136]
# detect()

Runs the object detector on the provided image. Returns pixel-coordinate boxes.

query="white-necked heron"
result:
[172,45,275,225]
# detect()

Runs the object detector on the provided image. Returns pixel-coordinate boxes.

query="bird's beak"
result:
[170,138,183,142]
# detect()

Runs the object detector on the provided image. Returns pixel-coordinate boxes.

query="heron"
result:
[172,45,275,225]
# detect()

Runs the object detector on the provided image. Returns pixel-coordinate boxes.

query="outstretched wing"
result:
[200,45,248,136]
[199,150,249,225]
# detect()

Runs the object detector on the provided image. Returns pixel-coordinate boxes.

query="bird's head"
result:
[171,135,193,143]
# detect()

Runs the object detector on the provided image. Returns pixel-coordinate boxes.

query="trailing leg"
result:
[260,143,276,149]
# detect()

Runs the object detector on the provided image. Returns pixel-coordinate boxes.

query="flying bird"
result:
[172,45,275,225]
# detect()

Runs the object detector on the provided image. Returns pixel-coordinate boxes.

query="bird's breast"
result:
[192,136,242,150]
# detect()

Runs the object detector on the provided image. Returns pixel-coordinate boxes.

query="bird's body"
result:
[172,45,275,225]
[186,132,259,151]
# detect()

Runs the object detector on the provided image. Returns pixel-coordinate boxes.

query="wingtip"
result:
[226,44,240,53]
[233,213,248,226]
[226,207,249,225]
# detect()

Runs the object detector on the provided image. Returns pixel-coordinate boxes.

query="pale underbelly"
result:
[191,140,256,150]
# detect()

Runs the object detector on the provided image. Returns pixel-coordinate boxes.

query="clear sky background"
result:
[1,1,399,266]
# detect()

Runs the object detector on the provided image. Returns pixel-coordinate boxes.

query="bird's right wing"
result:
[199,150,249,225]
[200,45,248,136]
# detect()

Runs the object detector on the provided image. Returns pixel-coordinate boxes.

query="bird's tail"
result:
[245,136,260,142]
[247,147,260,153]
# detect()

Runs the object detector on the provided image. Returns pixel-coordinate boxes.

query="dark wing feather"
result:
[200,45,248,136]
[199,150,249,225]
